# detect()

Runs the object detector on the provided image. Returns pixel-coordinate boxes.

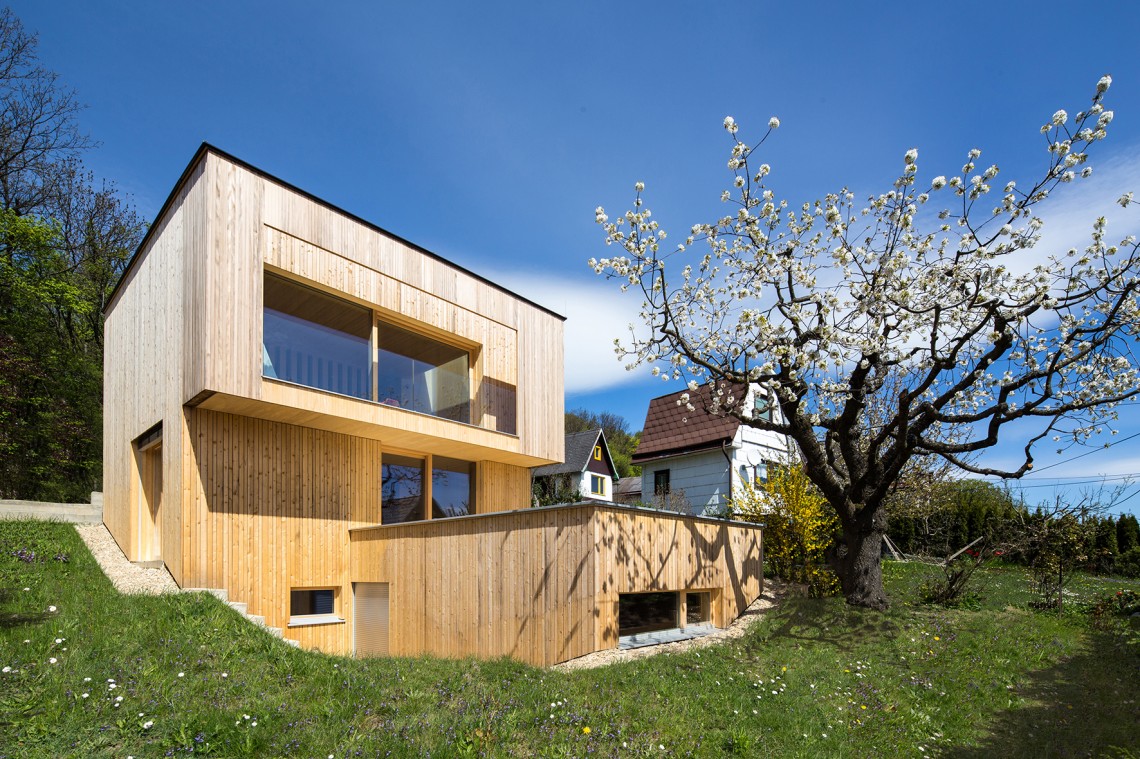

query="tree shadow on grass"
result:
[0,587,53,628]
[743,592,905,654]
[942,630,1140,759]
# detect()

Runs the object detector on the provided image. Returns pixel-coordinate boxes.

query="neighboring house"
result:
[103,144,763,665]
[614,476,642,505]
[633,383,791,516]
[532,429,619,503]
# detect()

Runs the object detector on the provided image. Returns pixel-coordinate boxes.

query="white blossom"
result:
[768,116,780,129]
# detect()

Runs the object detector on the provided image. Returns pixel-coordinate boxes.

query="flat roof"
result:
[106,142,566,321]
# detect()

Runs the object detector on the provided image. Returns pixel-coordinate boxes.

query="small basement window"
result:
[686,592,711,625]
[288,588,343,627]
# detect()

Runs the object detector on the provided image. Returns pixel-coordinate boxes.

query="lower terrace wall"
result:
[351,503,764,666]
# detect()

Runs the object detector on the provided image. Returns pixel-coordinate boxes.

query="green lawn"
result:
[1,520,1137,758]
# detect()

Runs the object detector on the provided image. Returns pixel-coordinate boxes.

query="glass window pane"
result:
[290,589,335,616]
[263,274,372,400]
[377,320,470,423]
[382,454,424,524]
[432,456,474,519]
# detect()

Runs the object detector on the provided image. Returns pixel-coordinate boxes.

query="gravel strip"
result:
[552,577,797,671]
[74,523,180,595]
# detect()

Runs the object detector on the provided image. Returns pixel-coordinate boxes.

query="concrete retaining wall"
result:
[0,492,103,524]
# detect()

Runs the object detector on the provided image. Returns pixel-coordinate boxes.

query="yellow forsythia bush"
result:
[732,464,841,597]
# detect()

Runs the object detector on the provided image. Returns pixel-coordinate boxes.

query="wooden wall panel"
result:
[515,306,565,463]
[103,161,206,583]
[350,504,762,667]
[475,461,530,512]
[351,505,598,666]
[182,408,385,654]
[591,508,763,651]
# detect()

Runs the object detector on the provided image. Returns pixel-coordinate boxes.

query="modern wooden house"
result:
[103,144,763,665]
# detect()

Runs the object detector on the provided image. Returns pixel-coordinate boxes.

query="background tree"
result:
[0,9,143,500]
[1117,513,1140,553]
[592,77,1138,609]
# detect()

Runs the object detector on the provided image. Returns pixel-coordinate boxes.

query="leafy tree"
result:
[0,10,142,500]
[1118,513,1140,553]
[731,464,840,596]
[592,77,1138,609]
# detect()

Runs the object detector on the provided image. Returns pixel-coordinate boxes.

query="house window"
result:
[382,454,425,524]
[653,469,670,495]
[593,445,602,461]
[289,588,341,627]
[262,273,372,400]
[377,319,470,423]
[739,465,749,486]
[432,456,475,518]
[590,474,605,496]
[753,390,772,422]
[757,461,770,485]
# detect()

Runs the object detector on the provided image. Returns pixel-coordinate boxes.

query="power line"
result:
[1021,430,1140,475]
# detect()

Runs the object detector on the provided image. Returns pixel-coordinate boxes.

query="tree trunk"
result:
[831,504,890,610]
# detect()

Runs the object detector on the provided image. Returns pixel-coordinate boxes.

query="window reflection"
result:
[432,457,474,518]
[382,454,424,524]
[262,274,372,400]
[377,320,470,423]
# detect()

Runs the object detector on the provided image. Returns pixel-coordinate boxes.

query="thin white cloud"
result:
[491,272,649,394]
[1031,147,1140,262]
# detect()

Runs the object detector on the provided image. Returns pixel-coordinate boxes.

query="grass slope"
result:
[0,520,1137,758]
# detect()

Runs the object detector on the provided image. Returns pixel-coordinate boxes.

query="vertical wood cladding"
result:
[350,504,763,666]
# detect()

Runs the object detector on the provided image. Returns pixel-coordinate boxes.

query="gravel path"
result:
[74,523,180,595]
[552,577,796,671]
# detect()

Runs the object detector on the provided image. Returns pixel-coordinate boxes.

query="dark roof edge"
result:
[631,438,734,464]
[106,142,567,321]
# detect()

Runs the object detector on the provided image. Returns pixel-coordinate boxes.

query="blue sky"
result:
[13,1,1140,515]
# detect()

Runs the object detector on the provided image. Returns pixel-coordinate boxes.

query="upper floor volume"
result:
[105,143,566,469]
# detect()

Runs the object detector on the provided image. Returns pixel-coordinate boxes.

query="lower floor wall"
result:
[351,504,764,666]
[109,408,763,664]
[177,408,532,653]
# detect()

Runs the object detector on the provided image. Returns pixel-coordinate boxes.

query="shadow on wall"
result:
[593,512,763,645]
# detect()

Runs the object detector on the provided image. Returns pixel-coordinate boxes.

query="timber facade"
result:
[103,144,763,665]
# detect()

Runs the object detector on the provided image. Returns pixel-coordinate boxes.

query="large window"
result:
[432,457,474,518]
[590,474,605,496]
[382,454,425,525]
[263,274,372,400]
[382,454,476,524]
[377,319,470,423]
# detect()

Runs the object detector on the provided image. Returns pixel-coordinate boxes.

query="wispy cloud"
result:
[1013,144,1140,275]
[491,272,648,394]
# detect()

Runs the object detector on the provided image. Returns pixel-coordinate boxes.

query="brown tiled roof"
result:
[632,383,742,463]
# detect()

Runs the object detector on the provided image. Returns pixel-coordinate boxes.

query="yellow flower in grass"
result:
[582,727,591,735]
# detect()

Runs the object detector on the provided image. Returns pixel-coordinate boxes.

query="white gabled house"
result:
[633,383,791,516]
[532,428,619,503]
